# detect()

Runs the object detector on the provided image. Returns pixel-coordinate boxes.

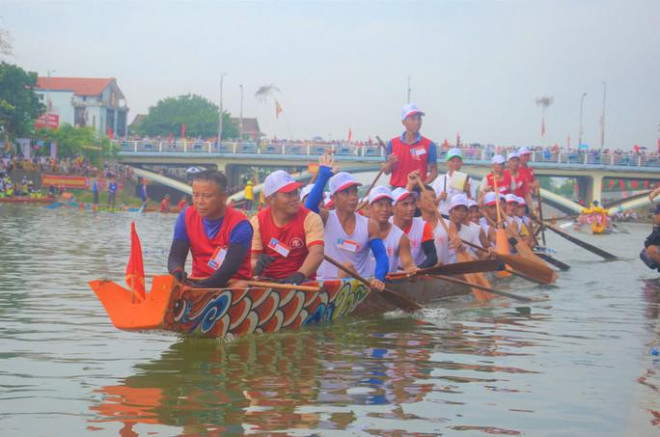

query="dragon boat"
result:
[89,275,373,339]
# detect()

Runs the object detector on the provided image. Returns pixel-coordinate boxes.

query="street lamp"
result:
[578,92,587,148]
[217,73,225,145]
[239,84,244,141]
[600,82,606,150]
[45,69,55,126]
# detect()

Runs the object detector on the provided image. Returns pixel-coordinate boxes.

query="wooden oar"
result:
[246,280,321,293]
[427,274,535,303]
[323,254,422,312]
[458,239,556,285]
[534,219,618,260]
[387,259,504,279]
[535,253,570,271]
[357,164,387,211]
[536,193,547,246]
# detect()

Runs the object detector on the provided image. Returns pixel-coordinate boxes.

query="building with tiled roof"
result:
[35,77,129,137]
[230,117,262,141]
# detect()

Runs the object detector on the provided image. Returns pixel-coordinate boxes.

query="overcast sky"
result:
[3,0,658,149]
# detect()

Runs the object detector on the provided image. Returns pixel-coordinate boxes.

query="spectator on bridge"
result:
[384,103,438,188]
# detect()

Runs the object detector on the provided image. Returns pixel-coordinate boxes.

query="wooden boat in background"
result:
[89,275,372,339]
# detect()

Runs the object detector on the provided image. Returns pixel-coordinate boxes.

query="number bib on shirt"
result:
[268,237,291,257]
[411,146,427,160]
[207,247,227,270]
[337,238,359,252]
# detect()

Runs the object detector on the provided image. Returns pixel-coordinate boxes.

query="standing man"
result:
[167,170,253,288]
[431,147,474,215]
[384,103,438,188]
[478,155,513,204]
[250,170,324,284]
[107,176,117,209]
[518,146,540,195]
[91,177,99,205]
[244,179,254,211]
[139,178,149,206]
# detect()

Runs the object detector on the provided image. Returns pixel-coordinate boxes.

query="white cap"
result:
[323,191,334,208]
[491,155,506,165]
[328,172,362,196]
[450,193,469,210]
[401,103,425,121]
[299,184,313,201]
[505,193,519,204]
[368,186,394,204]
[507,151,520,161]
[467,199,479,208]
[446,147,463,161]
[518,146,532,155]
[392,187,418,205]
[516,196,526,205]
[263,170,300,197]
[484,192,498,206]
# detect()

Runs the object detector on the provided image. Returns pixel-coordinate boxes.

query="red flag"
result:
[275,100,283,119]
[168,131,173,142]
[347,128,352,142]
[107,126,114,140]
[180,123,186,139]
[126,222,146,301]
[541,117,545,136]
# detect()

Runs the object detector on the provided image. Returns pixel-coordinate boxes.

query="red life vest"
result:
[256,206,320,279]
[184,206,252,279]
[485,171,513,195]
[388,135,433,188]
[510,170,528,197]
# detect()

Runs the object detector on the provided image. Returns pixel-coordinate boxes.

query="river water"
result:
[1,204,659,436]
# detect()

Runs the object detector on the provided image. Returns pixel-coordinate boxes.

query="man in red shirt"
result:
[518,146,539,195]
[250,170,325,285]
[507,151,532,207]
[478,155,513,204]
[384,103,438,188]
[167,170,252,288]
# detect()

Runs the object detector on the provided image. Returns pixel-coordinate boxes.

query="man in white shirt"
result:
[431,148,475,215]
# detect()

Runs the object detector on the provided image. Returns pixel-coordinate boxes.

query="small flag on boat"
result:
[180,123,186,139]
[126,221,146,301]
[347,127,352,142]
[275,100,283,119]
[107,126,114,140]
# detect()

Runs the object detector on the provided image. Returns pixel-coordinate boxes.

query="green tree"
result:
[0,62,45,138]
[137,94,238,139]
[36,124,114,166]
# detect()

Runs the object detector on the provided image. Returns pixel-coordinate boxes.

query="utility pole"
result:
[239,84,244,141]
[600,82,606,150]
[407,76,411,103]
[217,73,225,144]
[45,69,55,128]
[578,92,587,148]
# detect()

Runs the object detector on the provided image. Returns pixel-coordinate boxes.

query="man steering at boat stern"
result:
[640,203,660,272]
[305,154,388,291]
[250,170,325,285]
[384,103,438,188]
[167,170,253,287]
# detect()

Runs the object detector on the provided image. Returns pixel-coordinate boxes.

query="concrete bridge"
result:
[117,140,660,215]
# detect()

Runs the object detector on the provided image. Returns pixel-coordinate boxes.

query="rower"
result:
[478,155,513,204]
[431,147,474,215]
[468,199,490,249]
[416,182,451,265]
[507,151,533,208]
[479,192,500,247]
[160,194,171,213]
[384,103,438,188]
[167,170,253,288]
[641,204,660,272]
[305,155,388,291]
[390,186,438,268]
[447,194,484,261]
[518,146,540,197]
[250,170,324,285]
[367,186,417,274]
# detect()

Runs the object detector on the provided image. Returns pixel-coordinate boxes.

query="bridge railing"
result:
[115,140,660,168]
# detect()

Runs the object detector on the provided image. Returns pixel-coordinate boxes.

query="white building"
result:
[35,77,129,137]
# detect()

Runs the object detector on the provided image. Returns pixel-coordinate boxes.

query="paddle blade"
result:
[380,289,423,312]
[496,253,557,284]
[455,250,494,300]
[425,259,504,276]
[495,228,513,277]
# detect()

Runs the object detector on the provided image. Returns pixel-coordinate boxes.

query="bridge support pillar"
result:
[577,174,603,205]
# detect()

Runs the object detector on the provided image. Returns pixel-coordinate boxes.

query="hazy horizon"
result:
[3,0,658,150]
